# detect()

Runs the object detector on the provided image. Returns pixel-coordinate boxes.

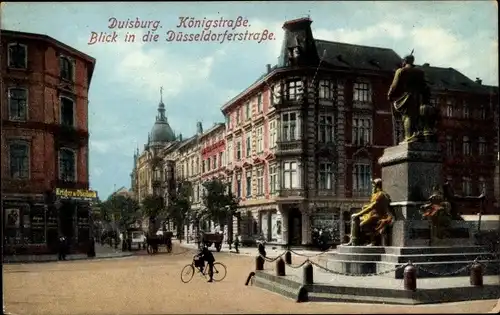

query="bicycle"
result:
[180,257,227,283]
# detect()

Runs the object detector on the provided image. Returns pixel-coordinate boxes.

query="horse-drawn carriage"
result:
[146,231,173,254]
[198,232,224,252]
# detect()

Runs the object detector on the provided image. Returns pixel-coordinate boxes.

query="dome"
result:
[149,100,176,144]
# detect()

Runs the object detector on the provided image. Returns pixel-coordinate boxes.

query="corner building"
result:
[1,30,96,254]
[221,18,498,247]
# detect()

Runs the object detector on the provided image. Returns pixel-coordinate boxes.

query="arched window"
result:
[462,136,471,156]
[59,148,76,182]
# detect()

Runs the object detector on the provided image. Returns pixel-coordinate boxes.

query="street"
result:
[3,243,499,314]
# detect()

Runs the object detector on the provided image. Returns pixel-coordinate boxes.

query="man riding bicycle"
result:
[194,245,215,282]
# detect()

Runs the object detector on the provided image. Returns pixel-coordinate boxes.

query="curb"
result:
[489,298,500,313]
[3,252,134,264]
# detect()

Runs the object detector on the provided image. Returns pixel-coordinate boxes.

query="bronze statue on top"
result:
[388,52,438,143]
[343,179,394,246]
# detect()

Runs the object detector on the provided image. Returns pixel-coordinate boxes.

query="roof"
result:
[177,135,198,151]
[418,65,494,94]
[199,123,225,140]
[1,29,96,87]
[314,39,402,72]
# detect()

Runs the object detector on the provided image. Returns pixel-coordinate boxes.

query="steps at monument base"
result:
[335,251,497,263]
[326,259,500,279]
[335,245,490,255]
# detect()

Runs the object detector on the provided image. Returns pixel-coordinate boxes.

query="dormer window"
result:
[8,43,27,69]
[286,79,303,101]
[60,55,74,82]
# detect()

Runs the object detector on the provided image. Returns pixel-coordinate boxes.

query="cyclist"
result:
[194,245,215,282]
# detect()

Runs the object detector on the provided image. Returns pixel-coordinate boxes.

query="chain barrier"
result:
[288,248,333,258]
[260,251,287,263]
[287,259,313,269]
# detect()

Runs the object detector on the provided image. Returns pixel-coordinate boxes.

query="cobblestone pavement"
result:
[3,243,499,315]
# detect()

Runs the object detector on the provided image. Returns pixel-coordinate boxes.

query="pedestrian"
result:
[87,237,96,258]
[258,240,266,258]
[234,234,240,254]
[58,235,67,261]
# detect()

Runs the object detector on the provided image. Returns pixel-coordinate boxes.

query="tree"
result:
[141,194,165,235]
[166,180,192,241]
[202,178,239,234]
[100,194,141,233]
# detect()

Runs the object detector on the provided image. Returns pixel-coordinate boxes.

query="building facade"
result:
[130,17,498,248]
[1,30,96,254]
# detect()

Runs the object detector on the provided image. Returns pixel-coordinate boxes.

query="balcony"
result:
[276,188,306,198]
[275,140,303,156]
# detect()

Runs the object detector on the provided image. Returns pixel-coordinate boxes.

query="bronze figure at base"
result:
[343,178,394,247]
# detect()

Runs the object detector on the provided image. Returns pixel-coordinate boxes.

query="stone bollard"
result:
[255,256,264,271]
[303,262,313,285]
[404,262,417,291]
[470,260,483,286]
[276,258,286,276]
[285,251,292,265]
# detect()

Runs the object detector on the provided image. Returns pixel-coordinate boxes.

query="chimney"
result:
[196,122,203,134]
[423,63,430,67]
[475,77,482,85]
[179,133,183,141]
[266,64,272,73]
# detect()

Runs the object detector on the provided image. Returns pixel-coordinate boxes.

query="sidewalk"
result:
[178,241,335,258]
[3,244,134,264]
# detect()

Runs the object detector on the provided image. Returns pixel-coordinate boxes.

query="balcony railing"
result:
[276,188,306,198]
[276,140,302,155]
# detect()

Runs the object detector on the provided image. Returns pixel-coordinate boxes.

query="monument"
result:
[329,53,500,278]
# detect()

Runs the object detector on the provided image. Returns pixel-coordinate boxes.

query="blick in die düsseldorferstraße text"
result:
[88,16,277,45]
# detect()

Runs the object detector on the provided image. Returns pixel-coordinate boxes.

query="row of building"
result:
[1,29,97,254]
[130,18,499,247]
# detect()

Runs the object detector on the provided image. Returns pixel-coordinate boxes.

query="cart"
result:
[146,231,173,254]
[200,232,224,252]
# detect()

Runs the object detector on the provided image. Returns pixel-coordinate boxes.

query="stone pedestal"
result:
[378,141,443,246]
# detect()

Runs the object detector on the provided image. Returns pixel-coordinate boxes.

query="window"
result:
[257,93,263,113]
[446,99,454,117]
[7,43,27,69]
[318,115,334,143]
[227,141,233,163]
[462,177,472,196]
[246,170,252,197]
[236,110,241,124]
[207,158,211,171]
[60,97,75,126]
[353,82,371,102]
[319,80,335,100]
[462,102,470,119]
[478,137,487,155]
[479,177,486,194]
[59,148,76,182]
[256,168,264,195]
[283,161,298,189]
[246,134,252,157]
[462,136,471,156]
[353,162,371,196]
[269,120,277,148]
[236,175,242,198]
[256,127,263,153]
[8,88,28,121]
[236,140,242,160]
[153,167,162,181]
[479,105,487,120]
[286,79,303,101]
[191,160,195,175]
[202,160,205,173]
[352,117,372,146]
[245,102,251,120]
[9,142,29,179]
[213,156,217,169]
[225,115,230,129]
[281,112,298,141]
[269,165,278,193]
[446,136,455,156]
[219,152,223,167]
[271,84,282,105]
[60,56,74,81]
[318,163,334,190]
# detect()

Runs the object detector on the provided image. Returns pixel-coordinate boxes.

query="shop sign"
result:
[55,188,98,201]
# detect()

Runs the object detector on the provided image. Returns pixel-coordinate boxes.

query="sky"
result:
[2,1,498,200]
